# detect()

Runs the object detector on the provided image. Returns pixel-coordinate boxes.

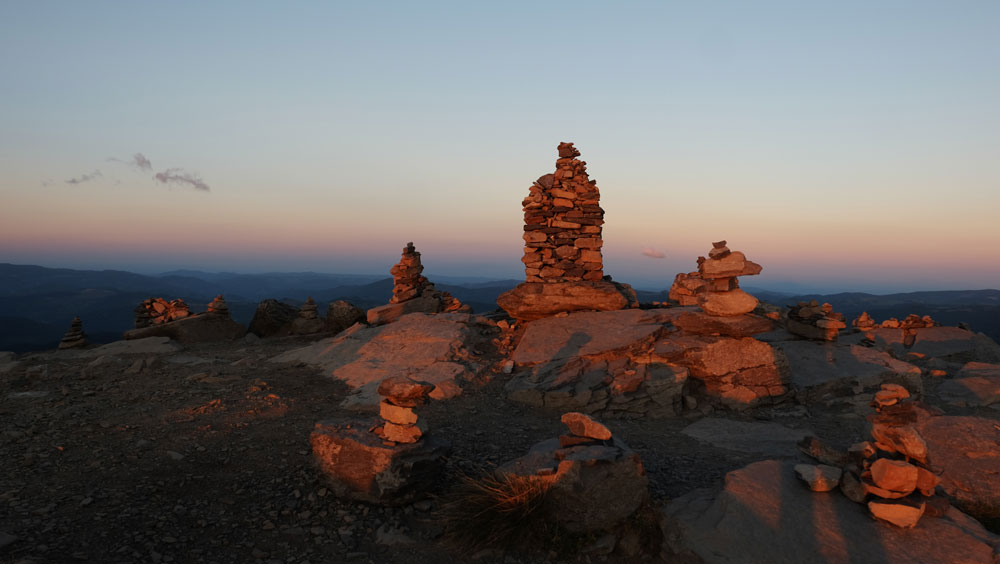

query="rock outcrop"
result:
[58,316,88,349]
[500,412,648,532]
[272,313,495,409]
[787,300,847,341]
[498,143,635,321]
[325,300,365,335]
[661,460,1000,563]
[125,296,245,343]
[366,243,469,325]
[248,299,298,337]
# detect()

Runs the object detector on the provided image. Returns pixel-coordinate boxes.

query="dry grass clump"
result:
[440,469,553,552]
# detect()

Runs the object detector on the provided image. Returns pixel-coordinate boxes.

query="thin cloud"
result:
[154,168,210,191]
[65,170,102,185]
[109,153,153,172]
[641,247,666,259]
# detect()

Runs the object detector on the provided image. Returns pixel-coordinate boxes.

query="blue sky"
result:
[1,1,998,292]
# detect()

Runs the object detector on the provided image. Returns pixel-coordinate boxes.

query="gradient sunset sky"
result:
[2,1,998,292]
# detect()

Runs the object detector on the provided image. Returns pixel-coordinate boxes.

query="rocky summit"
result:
[1,142,998,564]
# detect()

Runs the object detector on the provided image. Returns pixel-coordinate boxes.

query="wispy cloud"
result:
[109,153,152,172]
[65,170,102,185]
[154,168,210,191]
[641,247,666,259]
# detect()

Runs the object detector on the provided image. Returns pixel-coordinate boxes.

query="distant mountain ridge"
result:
[0,263,997,353]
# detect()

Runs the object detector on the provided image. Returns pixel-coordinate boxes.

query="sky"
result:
[1,1,998,293]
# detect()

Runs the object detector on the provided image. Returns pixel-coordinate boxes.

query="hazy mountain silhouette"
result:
[1,263,997,353]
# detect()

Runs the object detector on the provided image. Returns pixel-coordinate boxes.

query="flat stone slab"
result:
[775,341,922,401]
[81,337,182,357]
[938,375,1000,407]
[272,313,487,408]
[511,309,674,365]
[661,460,1000,564]
[873,327,1000,363]
[680,418,811,456]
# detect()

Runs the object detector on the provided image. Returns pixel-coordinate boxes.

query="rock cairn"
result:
[58,316,88,349]
[206,295,229,315]
[134,298,190,328]
[853,312,877,332]
[374,377,432,444]
[310,375,449,504]
[367,243,468,325]
[521,142,604,283]
[499,411,649,532]
[797,385,944,529]
[291,297,325,335]
[390,242,430,303]
[498,143,636,321]
[669,241,762,316]
[787,300,846,341]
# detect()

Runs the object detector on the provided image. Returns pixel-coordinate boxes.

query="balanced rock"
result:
[669,241,762,317]
[58,316,88,349]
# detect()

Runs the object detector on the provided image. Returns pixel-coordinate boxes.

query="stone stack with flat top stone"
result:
[206,295,229,315]
[498,142,636,321]
[58,316,88,349]
[692,240,762,316]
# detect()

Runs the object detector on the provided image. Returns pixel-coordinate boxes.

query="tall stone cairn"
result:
[521,142,605,283]
[389,242,430,304]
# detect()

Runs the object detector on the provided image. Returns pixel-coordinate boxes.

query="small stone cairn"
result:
[309,376,449,504]
[291,297,325,335]
[787,300,846,341]
[206,295,230,315]
[58,316,88,349]
[669,240,762,316]
[374,377,432,444]
[795,384,944,529]
[521,142,605,283]
[367,243,468,324]
[134,298,191,328]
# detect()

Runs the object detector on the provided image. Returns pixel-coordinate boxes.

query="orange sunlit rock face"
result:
[134,297,191,328]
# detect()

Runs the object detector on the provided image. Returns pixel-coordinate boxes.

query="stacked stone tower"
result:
[498,142,634,321]
[389,242,429,303]
[521,142,605,282]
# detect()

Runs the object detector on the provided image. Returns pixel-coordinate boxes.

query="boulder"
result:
[698,288,758,317]
[325,300,365,334]
[124,313,245,344]
[660,460,1000,564]
[502,436,648,533]
[248,299,298,337]
[310,420,449,505]
[366,289,469,326]
[673,336,785,408]
[496,280,633,321]
[870,458,918,495]
[271,313,490,409]
[561,412,612,440]
[918,415,1000,519]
